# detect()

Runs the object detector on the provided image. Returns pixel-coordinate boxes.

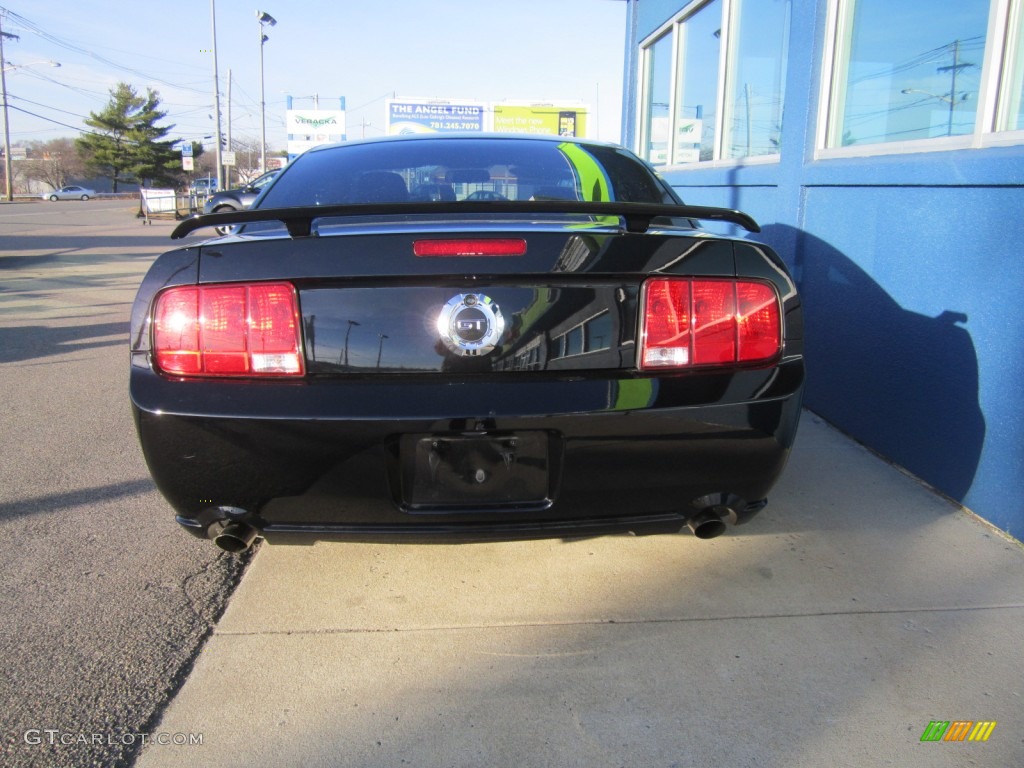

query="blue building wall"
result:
[630,0,1023,537]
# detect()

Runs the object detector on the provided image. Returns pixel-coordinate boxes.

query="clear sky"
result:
[0,0,628,153]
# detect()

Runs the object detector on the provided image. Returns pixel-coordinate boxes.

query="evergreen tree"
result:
[76,83,180,191]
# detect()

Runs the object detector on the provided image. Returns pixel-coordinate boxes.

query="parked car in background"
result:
[200,170,279,234]
[188,176,218,196]
[202,170,279,215]
[130,134,805,553]
[42,185,95,201]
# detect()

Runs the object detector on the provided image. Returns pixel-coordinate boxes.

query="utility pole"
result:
[210,0,224,190]
[937,39,972,136]
[0,14,19,202]
[226,68,232,187]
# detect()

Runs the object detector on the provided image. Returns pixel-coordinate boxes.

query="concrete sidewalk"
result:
[135,413,1024,767]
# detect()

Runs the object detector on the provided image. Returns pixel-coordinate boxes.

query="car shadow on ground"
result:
[757,223,985,506]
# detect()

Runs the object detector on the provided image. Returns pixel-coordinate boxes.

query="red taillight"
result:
[640,278,781,370]
[413,239,527,257]
[642,279,692,367]
[736,281,782,362]
[153,282,304,377]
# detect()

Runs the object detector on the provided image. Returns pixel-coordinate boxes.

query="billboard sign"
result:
[287,109,346,155]
[386,99,486,134]
[493,103,589,137]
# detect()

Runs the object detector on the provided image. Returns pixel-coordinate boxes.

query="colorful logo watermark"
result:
[920,720,997,742]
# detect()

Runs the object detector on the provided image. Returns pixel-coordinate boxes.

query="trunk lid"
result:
[195,222,736,374]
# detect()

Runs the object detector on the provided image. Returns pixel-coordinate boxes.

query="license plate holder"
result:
[401,432,550,512]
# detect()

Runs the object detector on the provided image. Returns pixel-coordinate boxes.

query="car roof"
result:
[302,132,625,156]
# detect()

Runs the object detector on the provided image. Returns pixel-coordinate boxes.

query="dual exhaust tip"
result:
[209,502,734,552]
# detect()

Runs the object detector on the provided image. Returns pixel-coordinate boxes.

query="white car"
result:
[42,186,95,201]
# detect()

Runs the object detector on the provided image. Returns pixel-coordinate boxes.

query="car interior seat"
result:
[355,172,409,203]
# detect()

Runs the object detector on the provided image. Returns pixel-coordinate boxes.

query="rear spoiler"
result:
[170,200,760,240]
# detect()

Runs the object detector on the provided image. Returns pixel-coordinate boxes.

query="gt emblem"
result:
[437,293,505,356]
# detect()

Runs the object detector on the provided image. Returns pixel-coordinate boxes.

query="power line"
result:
[849,36,985,86]
[5,102,92,135]
[0,5,211,96]
[8,93,88,119]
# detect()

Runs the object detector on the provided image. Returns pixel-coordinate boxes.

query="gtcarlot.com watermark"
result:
[23,729,203,747]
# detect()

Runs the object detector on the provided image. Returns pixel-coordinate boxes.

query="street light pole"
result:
[257,10,277,175]
[343,319,360,368]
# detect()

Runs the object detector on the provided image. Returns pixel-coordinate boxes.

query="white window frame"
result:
[816,0,1024,158]
[637,28,676,167]
[637,0,786,169]
[996,0,1024,130]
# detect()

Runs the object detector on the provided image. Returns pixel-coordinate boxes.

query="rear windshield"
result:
[258,138,678,208]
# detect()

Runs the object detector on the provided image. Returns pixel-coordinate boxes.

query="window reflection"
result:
[550,311,613,360]
[639,0,790,165]
[724,0,790,159]
[832,0,988,146]
[642,32,673,165]
[675,0,722,163]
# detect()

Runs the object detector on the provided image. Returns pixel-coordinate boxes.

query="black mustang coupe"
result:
[130,135,804,552]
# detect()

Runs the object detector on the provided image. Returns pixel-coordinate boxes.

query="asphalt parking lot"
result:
[0,200,247,768]
[135,412,1024,768]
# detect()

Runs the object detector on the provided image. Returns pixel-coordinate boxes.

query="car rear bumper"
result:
[131,362,803,539]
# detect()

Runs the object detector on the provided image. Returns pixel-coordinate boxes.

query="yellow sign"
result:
[493,104,588,137]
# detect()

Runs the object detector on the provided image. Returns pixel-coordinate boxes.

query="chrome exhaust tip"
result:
[213,521,259,553]
[686,507,728,539]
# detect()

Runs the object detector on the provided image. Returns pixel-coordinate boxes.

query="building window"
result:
[638,0,791,166]
[821,0,1024,154]
[827,0,989,147]
[641,32,674,165]
[675,0,722,163]
[724,0,791,158]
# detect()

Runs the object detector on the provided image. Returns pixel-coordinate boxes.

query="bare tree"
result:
[229,136,263,183]
[21,138,86,191]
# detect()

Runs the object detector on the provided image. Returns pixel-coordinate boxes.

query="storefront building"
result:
[622,0,1024,536]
